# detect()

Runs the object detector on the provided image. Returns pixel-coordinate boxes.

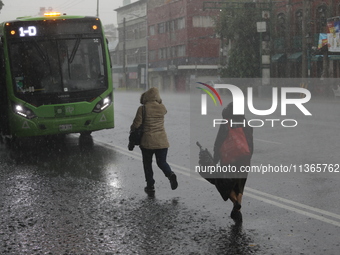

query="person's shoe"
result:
[233,201,241,211]
[168,173,178,190]
[144,185,155,195]
[230,208,243,223]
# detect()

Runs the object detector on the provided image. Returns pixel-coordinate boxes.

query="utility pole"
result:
[122,17,127,88]
[96,0,99,17]
[302,0,311,78]
[145,34,148,91]
[285,0,292,78]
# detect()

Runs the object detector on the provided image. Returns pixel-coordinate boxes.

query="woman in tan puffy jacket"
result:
[130,87,178,194]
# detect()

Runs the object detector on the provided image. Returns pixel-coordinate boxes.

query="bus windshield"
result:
[9,37,106,96]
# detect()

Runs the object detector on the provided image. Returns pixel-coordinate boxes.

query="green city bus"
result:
[0,13,114,145]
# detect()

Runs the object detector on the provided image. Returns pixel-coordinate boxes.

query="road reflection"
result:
[124,195,260,254]
[1,135,261,254]
[211,223,259,255]
[2,135,118,180]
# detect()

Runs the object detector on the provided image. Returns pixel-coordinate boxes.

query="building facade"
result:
[147,0,221,91]
[113,0,340,92]
[271,0,340,81]
[114,0,148,89]
[114,0,221,91]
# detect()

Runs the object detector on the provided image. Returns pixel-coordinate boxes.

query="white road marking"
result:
[246,187,340,221]
[254,138,282,145]
[245,193,340,228]
[94,139,340,228]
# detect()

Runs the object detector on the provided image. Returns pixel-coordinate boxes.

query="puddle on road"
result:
[1,137,264,254]
[115,196,261,255]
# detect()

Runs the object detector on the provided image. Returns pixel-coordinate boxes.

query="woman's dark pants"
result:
[140,148,173,187]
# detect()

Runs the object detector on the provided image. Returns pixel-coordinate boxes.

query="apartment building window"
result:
[177,45,186,57]
[155,18,185,35]
[169,20,176,31]
[139,21,147,38]
[127,49,136,65]
[167,47,171,58]
[149,25,155,36]
[134,28,139,40]
[192,16,214,28]
[171,46,177,58]
[295,10,303,35]
[140,47,146,63]
[149,50,156,61]
[169,45,185,58]
[126,26,135,41]
[177,17,185,30]
[158,48,167,59]
[316,5,328,32]
[277,13,286,37]
[158,22,166,34]
[123,22,146,40]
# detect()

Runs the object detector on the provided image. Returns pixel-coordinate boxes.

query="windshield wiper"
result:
[32,41,47,62]
[69,37,81,64]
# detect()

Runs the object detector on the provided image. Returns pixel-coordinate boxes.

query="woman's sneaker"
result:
[144,185,155,194]
[168,173,178,190]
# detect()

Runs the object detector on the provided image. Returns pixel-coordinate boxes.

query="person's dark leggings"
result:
[141,148,173,187]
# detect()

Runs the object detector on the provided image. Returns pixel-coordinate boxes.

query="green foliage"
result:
[0,1,4,12]
[215,2,262,78]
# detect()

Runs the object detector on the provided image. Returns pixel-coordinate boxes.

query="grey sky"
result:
[0,0,137,25]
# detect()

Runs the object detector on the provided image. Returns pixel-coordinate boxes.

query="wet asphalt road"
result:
[0,136,263,255]
[1,91,340,254]
[1,134,339,255]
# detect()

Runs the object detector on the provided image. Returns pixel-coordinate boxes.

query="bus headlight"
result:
[13,103,36,119]
[93,96,111,113]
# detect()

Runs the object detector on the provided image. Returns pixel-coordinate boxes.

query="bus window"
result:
[9,40,62,93]
[9,37,107,95]
[62,38,106,91]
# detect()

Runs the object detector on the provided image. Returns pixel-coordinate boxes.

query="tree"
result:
[0,1,4,13]
[215,2,262,78]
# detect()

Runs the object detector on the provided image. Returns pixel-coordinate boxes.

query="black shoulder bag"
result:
[129,105,145,146]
